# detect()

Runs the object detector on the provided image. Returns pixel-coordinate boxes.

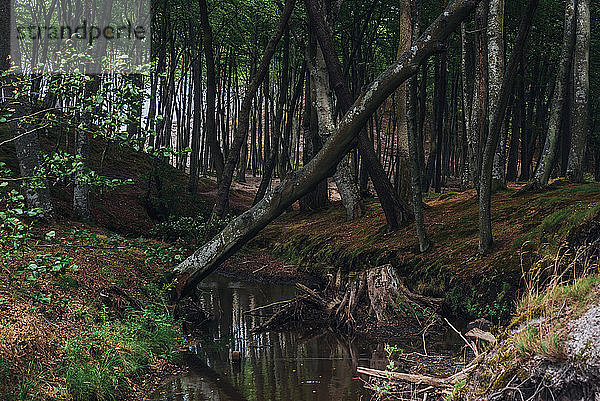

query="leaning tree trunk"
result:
[212,0,296,219]
[566,0,589,183]
[479,0,539,254]
[532,0,576,188]
[304,0,412,230]
[310,44,362,220]
[172,0,483,298]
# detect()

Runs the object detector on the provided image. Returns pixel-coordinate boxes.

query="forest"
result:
[1,0,600,399]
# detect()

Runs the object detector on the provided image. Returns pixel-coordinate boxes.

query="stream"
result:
[149,274,465,401]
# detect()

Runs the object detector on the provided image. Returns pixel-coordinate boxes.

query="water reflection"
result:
[149,275,458,401]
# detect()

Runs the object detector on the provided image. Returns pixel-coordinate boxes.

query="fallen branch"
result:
[465,327,497,344]
[244,299,295,314]
[356,367,452,388]
[358,350,487,389]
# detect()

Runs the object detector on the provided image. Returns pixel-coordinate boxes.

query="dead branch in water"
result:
[357,351,487,389]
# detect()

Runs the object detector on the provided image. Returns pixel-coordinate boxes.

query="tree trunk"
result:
[189,54,203,194]
[461,22,475,189]
[532,0,576,188]
[309,39,362,220]
[489,0,506,185]
[73,127,92,221]
[199,0,225,181]
[566,0,589,183]
[173,0,483,297]
[213,0,296,219]
[300,62,329,212]
[407,0,430,253]
[395,0,412,201]
[471,0,488,190]
[73,76,100,222]
[10,103,54,218]
[479,0,538,253]
[255,29,291,205]
[506,87,520,182]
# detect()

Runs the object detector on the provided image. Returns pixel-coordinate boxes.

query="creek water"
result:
[149,274,464,401]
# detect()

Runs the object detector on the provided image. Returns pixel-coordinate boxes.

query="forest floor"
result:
[2,135,600,399]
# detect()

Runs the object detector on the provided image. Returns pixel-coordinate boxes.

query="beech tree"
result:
[479,0,539,253]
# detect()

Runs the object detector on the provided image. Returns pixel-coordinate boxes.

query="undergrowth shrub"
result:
[62,307,181,401]
[150,214,231,246]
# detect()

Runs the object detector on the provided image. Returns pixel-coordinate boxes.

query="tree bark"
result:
[532,0,576,188]
[489,0,506,185]
[73,127,92,222]
[73,76,101,222]
[10,103,54,218]
[461,22,475,189]
[300,60,329,212]
[407,0,430,253]
[212,0,296,219]
[189,53,203,194]
[478,0,538,253]
[172,0,483,297]
[395,0,412,201]
[255,29,291,205]
[471,1,488,190]
[566,0,589,183]
[309,39,362,220]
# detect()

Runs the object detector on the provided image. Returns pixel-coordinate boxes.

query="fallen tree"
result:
[173,0,483,298]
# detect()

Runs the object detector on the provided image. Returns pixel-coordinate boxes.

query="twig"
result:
[0,124,49,147]
[244,298,295,314]
[252,264,267,273]
[444,317,479,356]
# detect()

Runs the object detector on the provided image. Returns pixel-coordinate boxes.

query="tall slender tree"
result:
[566,0,590,183]
[532,0,577,188]
[479,0,539,253]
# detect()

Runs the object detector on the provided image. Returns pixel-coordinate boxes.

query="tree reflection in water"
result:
[149,275,378,401]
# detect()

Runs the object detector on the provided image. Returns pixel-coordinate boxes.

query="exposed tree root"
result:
[251,264,443,334]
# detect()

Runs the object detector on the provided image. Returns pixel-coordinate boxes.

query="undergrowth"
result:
[61,307,181,401]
